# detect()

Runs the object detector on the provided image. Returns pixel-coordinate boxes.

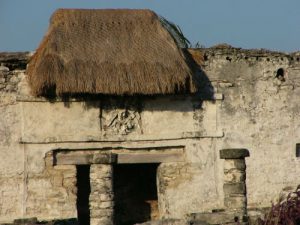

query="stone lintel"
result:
[55,152,117,165]
[93,153,117,164]
[54,151,183,165]
[117,152,184,164]
[220,149,250,159]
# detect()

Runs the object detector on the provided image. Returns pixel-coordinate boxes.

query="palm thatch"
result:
[27,9,199,96]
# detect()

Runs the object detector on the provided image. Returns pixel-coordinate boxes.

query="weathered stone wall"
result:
[1,48,300,223]
[0,53,29,223]
[0,53,77,223]
[90,164,114,225]
[198,47,300,209]
[0,60,222,223]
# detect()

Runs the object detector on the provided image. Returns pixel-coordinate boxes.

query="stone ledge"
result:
[190,47,300,59]
[220,149,250,159]
[188,211,247,225]
[20,131,224,144]
[0,218,78,225]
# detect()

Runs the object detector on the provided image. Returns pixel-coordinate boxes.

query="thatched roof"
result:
[27,9,199,96]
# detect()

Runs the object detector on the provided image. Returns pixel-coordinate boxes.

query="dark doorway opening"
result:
[114,163,159,225]
[76,165,91,225]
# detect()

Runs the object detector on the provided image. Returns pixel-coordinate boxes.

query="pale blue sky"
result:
[0,0,299,52]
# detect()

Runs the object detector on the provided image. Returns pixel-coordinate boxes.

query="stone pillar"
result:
[90,164,114,225]
[89,153,116,225]
[220,148,250,215]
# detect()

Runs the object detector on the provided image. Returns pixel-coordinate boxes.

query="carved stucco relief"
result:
[101,109,142,135]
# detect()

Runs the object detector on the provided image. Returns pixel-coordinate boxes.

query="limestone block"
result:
[189,212,238,224]
[99,193,114,201]
[90,165,113,179]
[90,199,114,209]
[224,196,247,210]
[92,153,117,164]
[99,201,114,209]
[14,217,38,224]
[62,177,76,190]
[220,149,249,159]
[136,219,189,225]
[63,170,76,179]
[91,217,114,225]
[90,177,113,187]
[223,183,246,196]
[224,171,246,183]
[27,178,52,190]
[51,175,63,187]
[224,159,246,171]
[90,209,114,217]
[90,164,114,225]
[44,153,55,168]
[90,183,113,193]
[0,65,9,72]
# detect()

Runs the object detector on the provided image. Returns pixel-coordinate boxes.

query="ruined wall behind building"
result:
[197,47,300,209]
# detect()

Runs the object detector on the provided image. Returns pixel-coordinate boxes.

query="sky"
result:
[0,0,299,53]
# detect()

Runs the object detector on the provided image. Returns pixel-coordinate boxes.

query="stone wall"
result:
[197,47,300,208]
[0,53,29,223]
[0,53,77,223]
[0,48,300,223]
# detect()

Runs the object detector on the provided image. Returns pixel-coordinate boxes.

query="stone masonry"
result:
[220,149,250,216]
[90,164,114,225]
[1,47,300,223]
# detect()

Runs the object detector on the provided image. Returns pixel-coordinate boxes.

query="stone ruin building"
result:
[0,8,300,225]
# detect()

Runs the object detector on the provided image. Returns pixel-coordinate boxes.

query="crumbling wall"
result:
[24,147,77,220]
[1,48,300,223]
[0,53,77,223]
[196,47,300,209]
[157,138,222,219]
[0,53,29,222]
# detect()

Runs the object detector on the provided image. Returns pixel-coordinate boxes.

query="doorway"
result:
[114,163,159,225]
[76,165,91,225]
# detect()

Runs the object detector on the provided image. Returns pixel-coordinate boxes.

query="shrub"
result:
[258,185,300,225]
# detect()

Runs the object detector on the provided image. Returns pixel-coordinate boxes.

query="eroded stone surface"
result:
[224,159,246,171]
[1,48,300,223]
[89,164,114,225]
